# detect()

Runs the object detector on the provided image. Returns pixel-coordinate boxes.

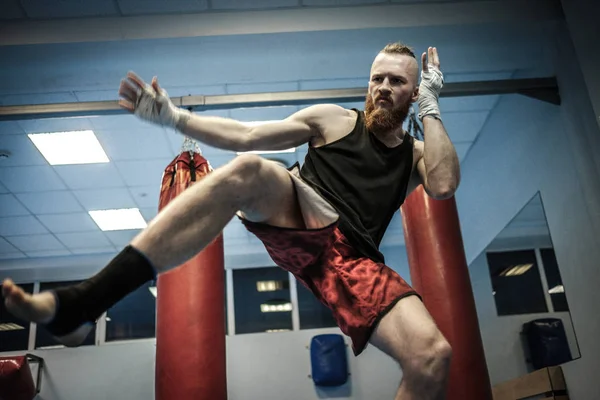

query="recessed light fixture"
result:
[88,208,147,231]
[28,130,109,165]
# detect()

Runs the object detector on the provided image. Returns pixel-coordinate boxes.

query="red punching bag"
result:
[155,144,227,400]
[401,186,492,400]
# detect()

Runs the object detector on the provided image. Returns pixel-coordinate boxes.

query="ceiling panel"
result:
[117,0,209,15]
[104,230,141,247]
[25,249,72,258]
[15,191,84,214]
[95,127,173,161]
[0,237,19,254]
[54,163,125,190]
[129,185,161,209]
[37,213,99,233]
[165,85,227,97]
[0,182,7,194]
[0,121,26,135]
[0,134,51,167]
[89,115,152,132]
[70,246,116,255]
[299,78,367,91]
[18,117,95,134]
[226,81,299,95]
[72,188,138,211]
[6,233,65,251]
[0,194,30,217]
[55,231,113,250]
[114,158,176,187]
[0,92,78,106]
[139,207,158,223]
[20,0,119,19]
[0,165,67,192]
[0,216,48,236]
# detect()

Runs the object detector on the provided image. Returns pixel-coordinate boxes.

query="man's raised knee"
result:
[404,335,452,386]
[223,154,269,189]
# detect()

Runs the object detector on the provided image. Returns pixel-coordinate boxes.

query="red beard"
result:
[364,93,410,135]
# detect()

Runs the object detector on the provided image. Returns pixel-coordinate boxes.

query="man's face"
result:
[365,53,419,134]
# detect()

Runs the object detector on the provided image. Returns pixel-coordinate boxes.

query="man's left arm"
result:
[415,47,461,200]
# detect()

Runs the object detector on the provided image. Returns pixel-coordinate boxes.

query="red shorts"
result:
[240,218,420,356]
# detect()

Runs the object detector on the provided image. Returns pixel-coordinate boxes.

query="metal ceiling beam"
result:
[0,77,560,121]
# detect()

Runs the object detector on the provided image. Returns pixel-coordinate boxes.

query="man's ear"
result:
[411,86,419,103]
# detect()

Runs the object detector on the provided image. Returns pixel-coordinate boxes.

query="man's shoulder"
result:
[295,103,358,121]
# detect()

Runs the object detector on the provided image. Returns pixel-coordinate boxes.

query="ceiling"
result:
[0,0,565,279]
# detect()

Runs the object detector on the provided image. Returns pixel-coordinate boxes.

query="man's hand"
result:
[418,47,444,121]
[118,71,190,130]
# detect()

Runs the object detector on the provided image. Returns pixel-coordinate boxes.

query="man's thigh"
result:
[369,295,445,365]
[236,156,305,229]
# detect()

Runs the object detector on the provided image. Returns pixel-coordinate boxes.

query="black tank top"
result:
[298,109,414,263]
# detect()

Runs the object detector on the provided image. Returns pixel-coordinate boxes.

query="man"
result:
[3,43,459,399]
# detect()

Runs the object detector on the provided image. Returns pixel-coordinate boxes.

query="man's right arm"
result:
[178,103,345,152]
[119,72,349,152]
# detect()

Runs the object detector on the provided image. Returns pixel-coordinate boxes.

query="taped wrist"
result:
[45,245,157,337]
[418,65,443,121]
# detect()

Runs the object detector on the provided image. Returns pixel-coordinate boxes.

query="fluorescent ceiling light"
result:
[28,130,109,165]
[0,322,25,331]
[260,302,292,313]
[266,329,291,333]
[256,280,285,292]
[499,263,534,277]
[89,208,147,231]
[236,121,296,155]
[548,285,565,294]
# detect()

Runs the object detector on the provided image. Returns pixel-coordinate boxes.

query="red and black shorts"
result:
[239,166,419,356]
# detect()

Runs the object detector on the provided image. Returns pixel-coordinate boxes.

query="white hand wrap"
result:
[134,85,190,130]
[417,64,444,121]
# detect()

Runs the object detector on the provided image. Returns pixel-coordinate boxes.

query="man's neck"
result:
[373,127,406,147]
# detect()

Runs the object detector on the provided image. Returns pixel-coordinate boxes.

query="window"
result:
[486,250,548,316]
[233,267,292,334]
[540,248,570,312]
[106,280,156,342]
[0,283,34,352]
[36,281,96,348]
[297,281,337,330]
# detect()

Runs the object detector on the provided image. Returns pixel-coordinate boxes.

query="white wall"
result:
[2,328,401,400]
[455,27,600,399]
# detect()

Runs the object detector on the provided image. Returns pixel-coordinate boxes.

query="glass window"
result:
[297,281,337,330]
[36,281,96,348]
[540,248,570,312]
[233,267,292,334]
[0,283,34,352]
[106,280,156,342]
[486,250,548,316]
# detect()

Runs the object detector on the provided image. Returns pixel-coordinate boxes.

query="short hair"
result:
[379,42,416,59]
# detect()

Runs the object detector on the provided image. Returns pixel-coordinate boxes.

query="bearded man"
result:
[3,43,460,400]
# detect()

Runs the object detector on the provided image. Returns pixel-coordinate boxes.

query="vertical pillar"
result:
[155,151,227,400]
[401,186,492,400]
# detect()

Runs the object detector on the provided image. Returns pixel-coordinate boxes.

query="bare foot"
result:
[2,278,93,347]
[2,278,56,324]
